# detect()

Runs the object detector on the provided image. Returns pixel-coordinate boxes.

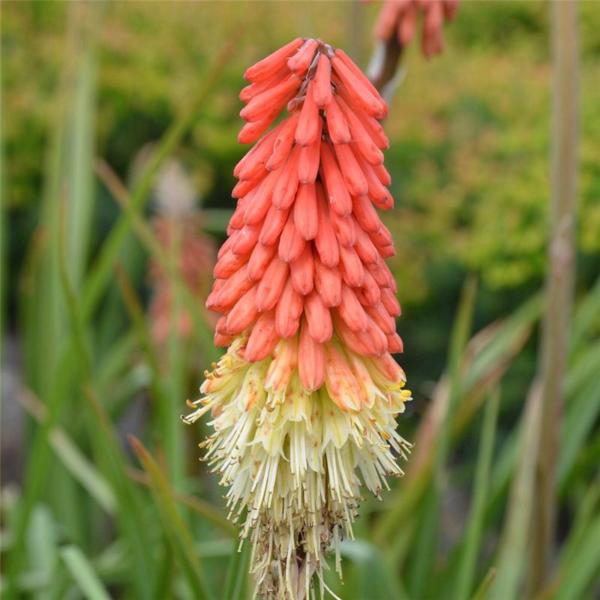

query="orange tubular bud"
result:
[333,142,369,196]
[256,256,289,312]
[381,286,402,317]
[213,265,253,310]
[312,55,332,107]
[314,185,340,267]
[366,302,396,335]
[272,146,301,209]
[314,257,342,307]
[214,332,233,347]
[278,212,306,263]
[365,317,388,356]
[231,224,260,256]
[243,171,278,225]
[352,194,384,233]
[335,49,386,114]
[336,96,384,166]
[295,82,321,146]
[231,177,258,199]
[227,205,246,235]
[275,280,303,338]
[325,97,352,144]
[240,74,300,123]
[225,286,258,335]
[340,245,365,288]
[330,211,356,247]
[293,183,319,241]
[290,243,314,295]
[331,55,386,119]
[259,205,290,246]
[360,269,382,306]
[304,290,333,343]
[353,225,380,265]
[266,112,300,171]
[319,142,352,216]
[298,139,321,184]
[298,320,325,391]
[372,352,407,382]
[287,38,319,76]
[239,65,289,102]
[248,242,276,281]
[238,109,279,144]
[213,249,247,279]
[356,151,394,210]
[324,344,362,411]
[234,123,281,179]
[373,162,392,186]
[244,312,279,361]
[338,284,369,331]
[244,37,304,82]
[387,332,404,353]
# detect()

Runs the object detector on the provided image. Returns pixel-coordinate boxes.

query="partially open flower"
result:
[185,39,411,598]
[375,0,459,58]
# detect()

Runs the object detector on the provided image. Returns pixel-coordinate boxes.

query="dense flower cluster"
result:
[185,38,411,599]
[375,0,459,57]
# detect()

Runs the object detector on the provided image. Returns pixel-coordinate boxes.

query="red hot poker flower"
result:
[186,39,412,599]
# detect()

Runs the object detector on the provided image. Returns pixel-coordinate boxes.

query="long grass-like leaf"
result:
[489,384,543,600]
[408,278,477,597]
[60,545,111,600]
[454,390,500,600]
[223,543,250,600]
[129,436,214,600]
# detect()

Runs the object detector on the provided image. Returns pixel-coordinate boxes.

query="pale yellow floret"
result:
[184,335,412,599]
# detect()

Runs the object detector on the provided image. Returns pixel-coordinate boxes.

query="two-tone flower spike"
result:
[185,38,412,599]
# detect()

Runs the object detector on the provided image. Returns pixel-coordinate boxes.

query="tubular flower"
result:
[185,38,411,598]
[375,0,459,58]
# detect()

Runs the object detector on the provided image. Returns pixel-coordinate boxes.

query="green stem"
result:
[529,0,579,593]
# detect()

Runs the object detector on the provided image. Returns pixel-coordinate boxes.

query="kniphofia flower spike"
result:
[185,38,412,599]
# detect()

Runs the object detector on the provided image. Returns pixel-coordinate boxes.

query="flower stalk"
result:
[528,0,579,593]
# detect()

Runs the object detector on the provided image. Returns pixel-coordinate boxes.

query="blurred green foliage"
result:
[4,1,600,303]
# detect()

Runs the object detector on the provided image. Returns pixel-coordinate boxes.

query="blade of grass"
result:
[554,512,600,600]
[82,387,157,598]
[472,568,497,600]
[223,543,250,600]
[408,278,477,598]
[558,371,600,487]
[129,436,213,600]
[454,390,500,600]
[19,390,116,515]
[166,223,186,489]
[26,505,59,597]
[529,0,579,591]
[60,546,111,600]
[489,383,543,600]
[126,468,233,536]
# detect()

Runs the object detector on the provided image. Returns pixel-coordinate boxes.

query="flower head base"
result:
[184,335,411,597]
[186,38,411,598]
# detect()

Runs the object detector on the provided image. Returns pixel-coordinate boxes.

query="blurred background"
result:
[1,1,599,599]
